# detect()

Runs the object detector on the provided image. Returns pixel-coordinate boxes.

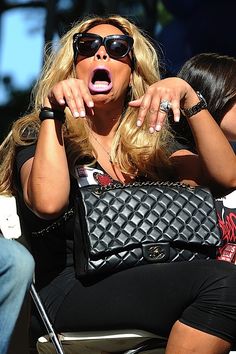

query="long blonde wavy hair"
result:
[0,14,174,196]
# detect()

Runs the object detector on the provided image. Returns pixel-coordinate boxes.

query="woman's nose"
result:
[95,46,109,61]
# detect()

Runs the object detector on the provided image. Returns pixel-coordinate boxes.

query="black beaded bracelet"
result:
[39,107,66,123]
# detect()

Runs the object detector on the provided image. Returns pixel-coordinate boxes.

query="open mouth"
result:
[89,68,112,93]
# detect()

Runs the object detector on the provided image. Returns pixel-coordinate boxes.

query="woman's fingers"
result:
[46,79,94,118]
[135,94,154,129]
[57,81,81,117]
[47,84,66,109]
[170,99,181,123]
[129,97,143,107]
[129,80,183,133]
[130,91,168,133]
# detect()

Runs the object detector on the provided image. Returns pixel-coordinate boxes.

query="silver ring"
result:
[159,100,172,113]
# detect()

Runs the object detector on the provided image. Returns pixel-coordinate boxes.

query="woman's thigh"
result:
[37,260,236,342]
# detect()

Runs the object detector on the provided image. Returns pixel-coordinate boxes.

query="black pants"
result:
[31,260,236,344]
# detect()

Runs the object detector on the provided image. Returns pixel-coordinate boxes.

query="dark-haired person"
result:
[176,52,236,263]
[1,17,236,354]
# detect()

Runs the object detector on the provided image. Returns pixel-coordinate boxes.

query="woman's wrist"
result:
[39,107,66,123]
[182,91,207,118]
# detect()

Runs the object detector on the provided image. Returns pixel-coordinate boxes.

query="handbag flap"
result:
[76,182,222,259]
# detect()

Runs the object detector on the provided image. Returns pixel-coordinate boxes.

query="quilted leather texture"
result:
[75,182,222,277]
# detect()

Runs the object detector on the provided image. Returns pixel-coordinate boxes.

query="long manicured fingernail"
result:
[174,116,180,122]
[79,111,86,117]
[59,99,65,105]
[149,127,155,134]
[88,101,94,107]
[137,119,142,127]
[155,124,161,131]
[73,111,80,118]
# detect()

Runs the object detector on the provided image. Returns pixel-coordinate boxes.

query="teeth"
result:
[89,79,112,93]
[94,81,109,87]
[94,84,108,88]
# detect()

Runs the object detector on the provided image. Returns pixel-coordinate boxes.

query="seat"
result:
[36,331,166,354]
[32,282,236,354]
[31,283,167,354]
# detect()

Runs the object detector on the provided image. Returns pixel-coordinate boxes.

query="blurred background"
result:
[1,0,236,142]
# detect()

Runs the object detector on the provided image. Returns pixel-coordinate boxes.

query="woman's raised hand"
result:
[44,78,94,118]
[129,77,198,133]
[43,77,200,130]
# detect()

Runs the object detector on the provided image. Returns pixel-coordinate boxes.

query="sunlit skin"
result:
[75,24,133,114]
[220,102,236,142]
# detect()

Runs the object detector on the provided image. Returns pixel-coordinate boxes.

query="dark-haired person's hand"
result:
[44,78,94,118]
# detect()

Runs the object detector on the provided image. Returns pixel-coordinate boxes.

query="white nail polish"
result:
[155,124,161,131]
[149,127,155,134]
[73,111,80,118]
[80,111,86,117]
[137,120,142,127]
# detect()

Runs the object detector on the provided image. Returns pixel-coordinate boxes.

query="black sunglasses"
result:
[73,33,134,62]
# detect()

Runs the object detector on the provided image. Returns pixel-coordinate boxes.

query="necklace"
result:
[90,132,113,163]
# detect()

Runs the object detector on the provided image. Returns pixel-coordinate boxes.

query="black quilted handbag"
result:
[74,181,222,278]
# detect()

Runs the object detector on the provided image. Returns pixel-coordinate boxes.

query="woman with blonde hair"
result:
[1,15,236,354]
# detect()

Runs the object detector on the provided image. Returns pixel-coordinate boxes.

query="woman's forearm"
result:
[27,119,70,218]
[186,104,236,188]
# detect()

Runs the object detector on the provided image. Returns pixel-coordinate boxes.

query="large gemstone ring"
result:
[159,100,172,113]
